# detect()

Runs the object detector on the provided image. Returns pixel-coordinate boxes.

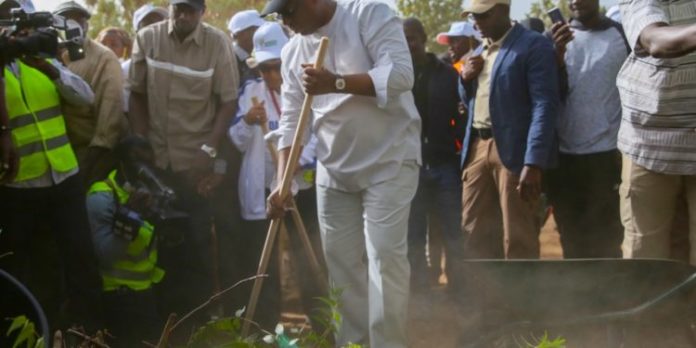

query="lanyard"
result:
[268,87,281,116]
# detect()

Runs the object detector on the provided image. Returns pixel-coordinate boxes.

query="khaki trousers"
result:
[620,156,696,264]
[461,138,540,259]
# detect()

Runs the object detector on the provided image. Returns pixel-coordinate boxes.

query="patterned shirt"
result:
[617,0,696,175]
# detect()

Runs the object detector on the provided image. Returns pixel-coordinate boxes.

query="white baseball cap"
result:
[606,5,621,23]
[133,4,168,31]
[436,21,481,45]
[228,10,265,34]
[252,22,288,65]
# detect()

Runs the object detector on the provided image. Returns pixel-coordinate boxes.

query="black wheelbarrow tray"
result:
[453,259,696,347]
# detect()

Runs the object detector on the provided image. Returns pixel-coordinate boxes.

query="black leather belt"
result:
[471,128,493,140]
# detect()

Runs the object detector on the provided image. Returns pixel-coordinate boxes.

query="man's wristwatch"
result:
[200,144,217,158]
[213,159,227,175]
[335,75,346,92]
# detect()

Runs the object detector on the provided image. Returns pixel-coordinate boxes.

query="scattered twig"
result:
[0,251,13,259]
[66,329,110,348]
[155,313,177,348]
[167,274,268,335]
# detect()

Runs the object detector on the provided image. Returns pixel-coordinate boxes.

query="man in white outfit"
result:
[264,0,421,346]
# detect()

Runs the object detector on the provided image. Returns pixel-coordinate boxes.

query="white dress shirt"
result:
[276,0,421,192]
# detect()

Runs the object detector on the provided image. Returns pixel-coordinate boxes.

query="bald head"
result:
[403,17,426,41]
[402,17,427,64]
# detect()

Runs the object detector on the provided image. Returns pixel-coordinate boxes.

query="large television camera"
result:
[133,164,187,225]
[0,8,85,63]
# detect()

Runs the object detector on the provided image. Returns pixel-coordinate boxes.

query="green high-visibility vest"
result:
[3,61,78,182]
[88,170,165,292]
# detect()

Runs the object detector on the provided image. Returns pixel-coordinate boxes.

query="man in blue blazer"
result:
[459,0,559,259]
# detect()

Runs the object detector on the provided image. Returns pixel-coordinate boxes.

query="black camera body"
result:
[131,164,188,245]
[0,8,85,63]
[111,164,188,246]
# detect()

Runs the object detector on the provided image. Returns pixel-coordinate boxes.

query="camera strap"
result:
[104,178,158,252]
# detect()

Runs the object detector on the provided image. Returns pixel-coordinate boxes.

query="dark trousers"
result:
[408,161,464,292]
[103,288,160,348]
[156,171,215,323]
[0,174,102,329]
[546,150,623,258]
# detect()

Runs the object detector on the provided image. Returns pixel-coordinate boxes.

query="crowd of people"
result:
[0,0,694,346]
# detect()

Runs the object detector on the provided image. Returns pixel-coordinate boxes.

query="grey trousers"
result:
[317,162,418,348]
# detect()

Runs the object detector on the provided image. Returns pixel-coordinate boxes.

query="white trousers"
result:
[316,161,418,348]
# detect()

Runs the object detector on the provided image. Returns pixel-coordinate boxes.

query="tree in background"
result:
[84,0,264,38]
[397,0,464,54]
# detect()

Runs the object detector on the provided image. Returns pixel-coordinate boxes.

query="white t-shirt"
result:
[277,0,421,192]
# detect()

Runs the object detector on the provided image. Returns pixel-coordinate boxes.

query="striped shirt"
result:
[617,0,696,175]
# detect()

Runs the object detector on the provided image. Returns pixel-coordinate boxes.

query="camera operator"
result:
[85,135,164,347]
[0,0,103,330]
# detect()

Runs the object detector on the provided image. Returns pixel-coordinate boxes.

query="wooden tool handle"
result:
[277,37,329,199]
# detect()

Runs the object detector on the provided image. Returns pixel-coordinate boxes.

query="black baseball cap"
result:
[260,0,289,17]
[170,0,205,11]
[53,1,91,19]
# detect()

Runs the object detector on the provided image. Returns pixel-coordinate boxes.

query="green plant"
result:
[516,331,567,348]
[182,286,364,348]
[5,316,44,348]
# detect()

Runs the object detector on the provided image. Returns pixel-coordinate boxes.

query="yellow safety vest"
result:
[88,170,165,292]
[3,61,78,182]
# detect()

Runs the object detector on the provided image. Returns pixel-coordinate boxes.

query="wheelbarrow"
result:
[0,269,50,346]
[450,259,696,347]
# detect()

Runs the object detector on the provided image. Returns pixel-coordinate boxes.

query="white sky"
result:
[34,0,619,20]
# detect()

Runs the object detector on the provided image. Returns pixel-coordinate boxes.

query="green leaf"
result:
[13,323,35,348]
[6,316,28,337]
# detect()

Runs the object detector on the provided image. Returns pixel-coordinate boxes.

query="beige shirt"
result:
[129,20,239,171]
[473,27,512,130]
[62,38,124,161]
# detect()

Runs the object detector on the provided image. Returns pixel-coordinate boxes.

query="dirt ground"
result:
[405,216,563,348]
[280,217,567,347]
[281,217,696,348]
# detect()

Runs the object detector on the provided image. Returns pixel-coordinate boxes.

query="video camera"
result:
[0,8,85,63]
[113,163,187,246]
[133,164,188,224]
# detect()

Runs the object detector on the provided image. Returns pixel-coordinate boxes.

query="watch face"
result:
[336,78,346,90]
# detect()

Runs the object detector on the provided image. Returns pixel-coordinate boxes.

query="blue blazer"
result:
[460,24,559,174]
